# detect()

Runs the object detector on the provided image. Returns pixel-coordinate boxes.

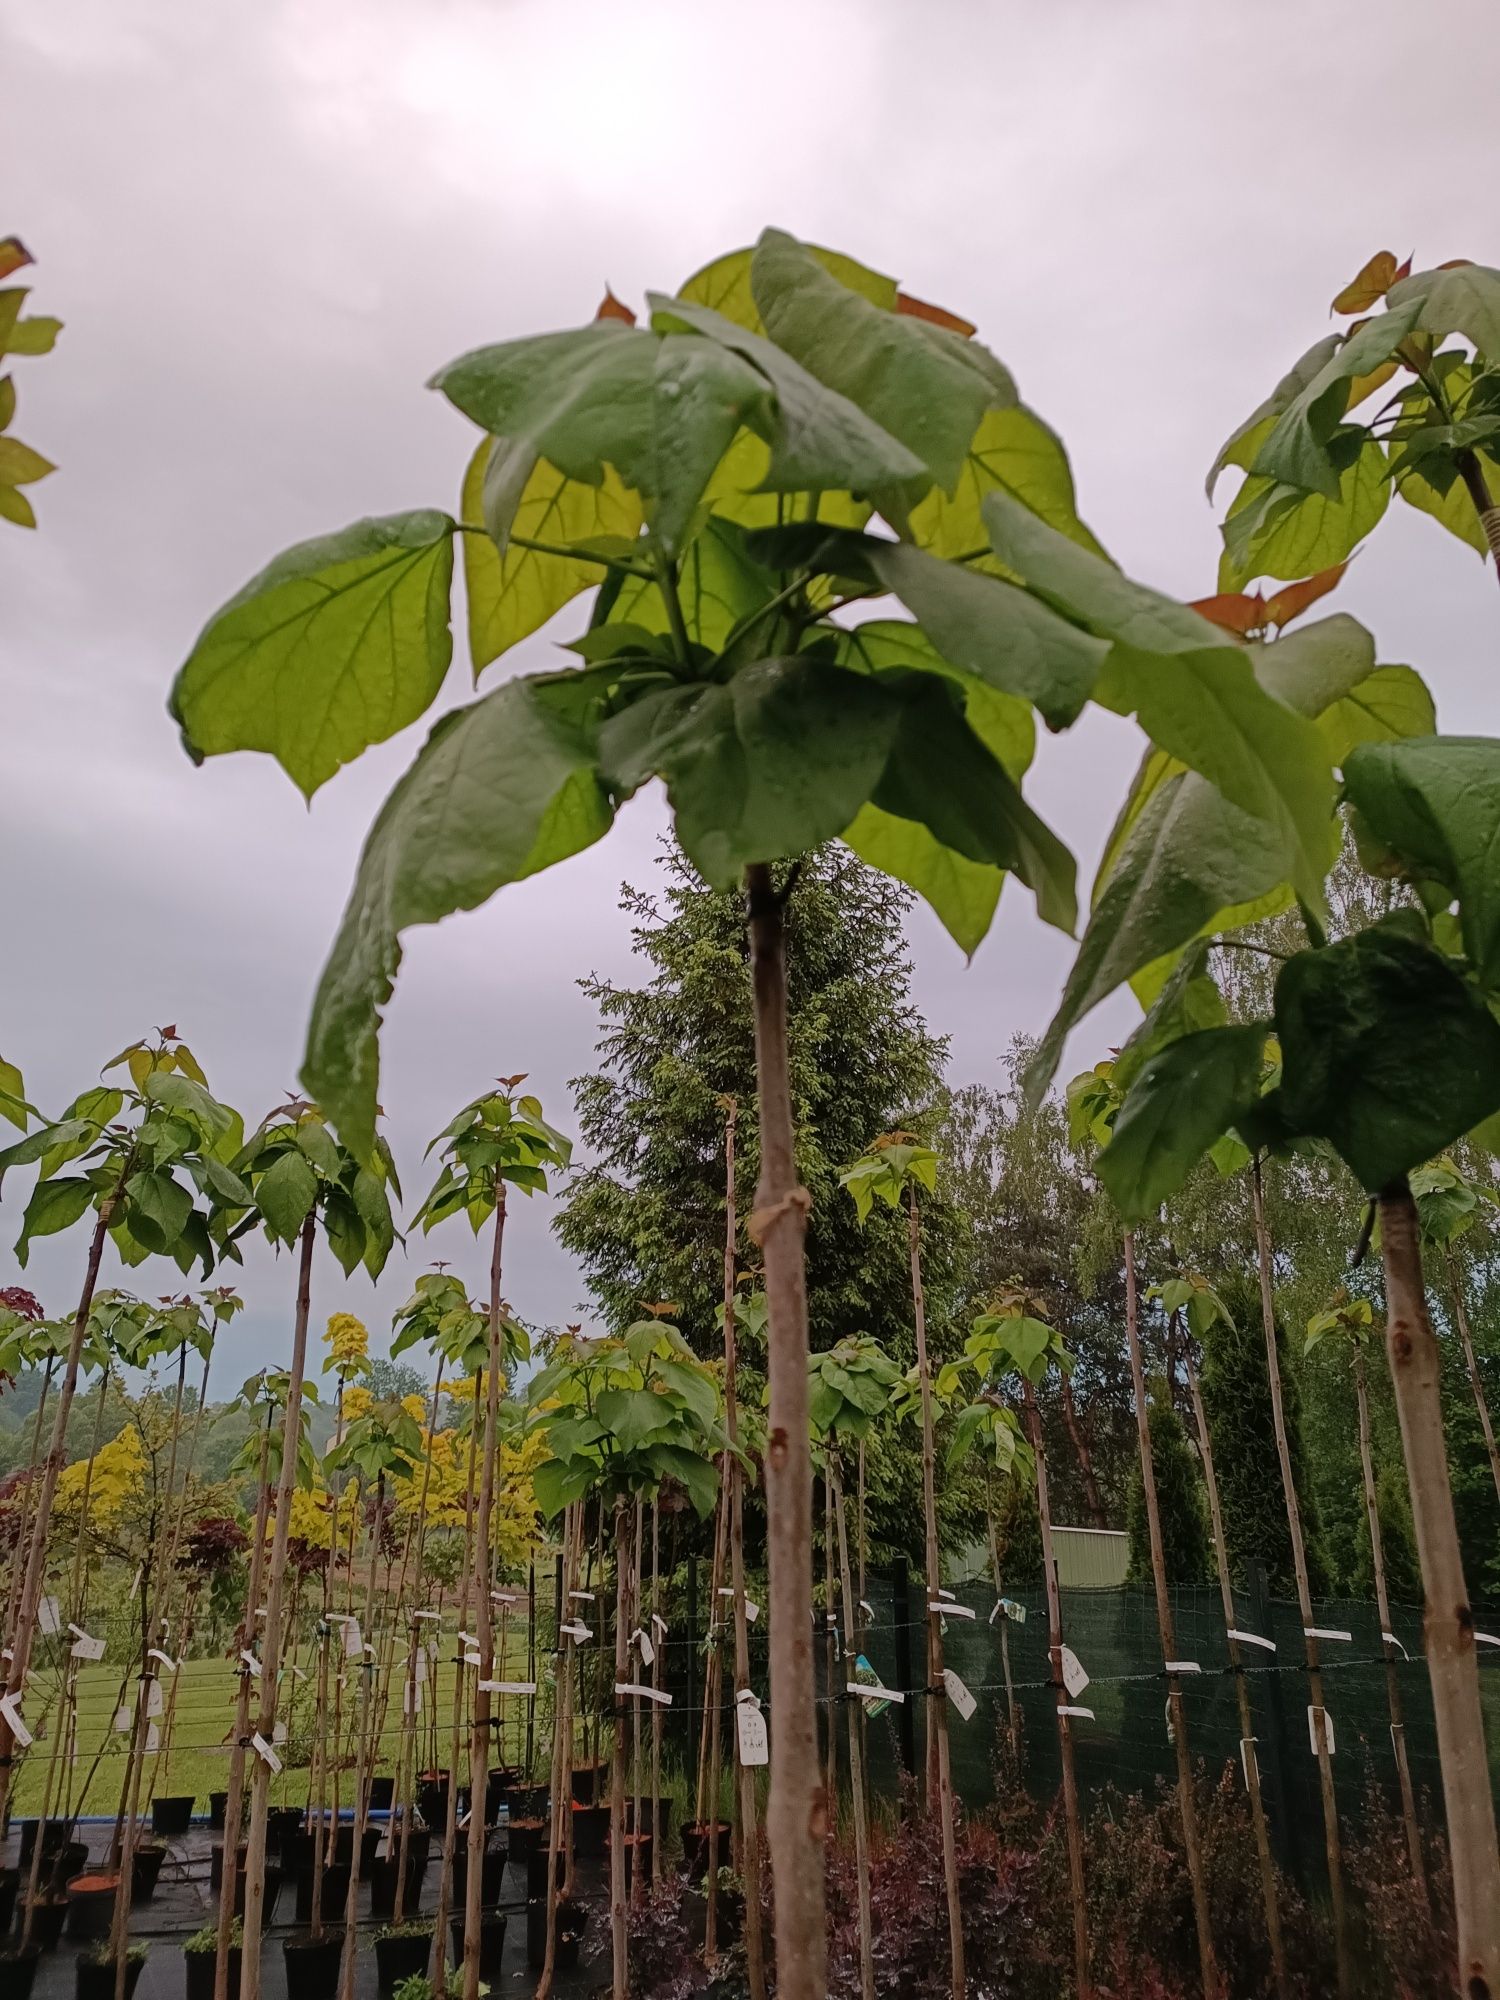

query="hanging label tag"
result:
[651,1613,668,1638]
[0,1693,31,1747]
[942,1667,976,1720]
[568,1590,596,1603]
[736,1698,769,1767]
[616,1681,671,1705]
[1060,1646,1089,1698]
[413,1650,427,1684]
[847,1679,904,1705]
[931,1601,976,1620]
[113,1705,132,1733]
[999,1598,1026,1625]
[148,1648,178,1673]
[1304,1627,1352,1643]
[144,1724,160,1753]
[479,1680,536,1696]
[36,1596,60,1636]
[288,1663,308,1682]
[1474,1632,1499,1647]
[272,1720,288,1744]
[633,1629,655,1667]
[1380,1631,1409,1658]
[492,1591,520,1607]
[240,1650,261,1678]
[71,1633,106,1662]
[859,1599,874,1618]
[937,1588,956,1602]
[560,1621,592,1642]
[1058,1704,1094,1720]
[413,1609,440,1622]
[1164,1660,1201,1675]
[464,1650,482,1668]
[1308,1706,1336,1756]
[146,1680,164,1717]
[252,1732,282,1773]
[403,1684,422,1715]
[1227,1629,1276,1653]
[1239,1737,1259,1788]
[343,1620,363,1658]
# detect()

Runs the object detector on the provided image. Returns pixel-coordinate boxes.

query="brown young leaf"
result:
[1187,591,1265,636]
[1345,359,1398,409]
[1331,251,1400,315]
[1263,562,1348,630]
[1437,257,1475,271]
[0,240,33,282]
[595,287,635,325]
[1393,256,1412,281]
[895,290,976,338]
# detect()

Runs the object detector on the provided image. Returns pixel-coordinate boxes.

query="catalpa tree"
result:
[170,228,1356,1998]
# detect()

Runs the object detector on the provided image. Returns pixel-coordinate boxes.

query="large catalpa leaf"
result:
[1219,433,1389,591]
[1027,614,1430,1099]
[677,242,898,334]
[303,675,614,1157]
[171,512,456,797]
[1097,1024,1268,1221]
[1206,333,1342,501]
[1248,300,1425,497]
[984,491,1335,906]
[1385,263,1500,366]
[749,228,1015,491]
[909,404,1109,568]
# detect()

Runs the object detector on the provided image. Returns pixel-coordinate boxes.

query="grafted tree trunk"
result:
[745,861,824,2000]
[1380,1183,1500,1997]
[609,1497,630,2000]
[1251,1160,1349,1999]
[1184,1349,1286,1999]
[1122,1233,1219,2000]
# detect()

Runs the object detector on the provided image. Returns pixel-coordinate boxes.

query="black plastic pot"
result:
[626,1795,673,1841]
[207,1792,228,1832]
[569,1759,607,1805]
[45,1842,90,1894]
[373,1928,434,1991]
[613,1829,653,1884]
[293,1860,351,1926]
[130,1842,166,1902]
[452,1836,508,1909]
[366,1775,396,1813]
[212,1848,281,1922]
[450,1911,507,1976]
[17,1820,68,1866]
[570,1802,608,1859]
[209,1843,242,1893]
[525,1846,565,1898]
[683,1884,745,1951]
[416,1773,449,1826]
[505,1817,546,1864]
[150,1795,194,1838]
[282,1932,344,2000]
[0,1865,20,1936]
[525,1896,585,1971]
[185,1944,240,2000]
[64,1875,119,1944]
[22,1897,69,1951]
[367,1837,430,1920]
[359,1825,383,1876]
[504,1781,548,1819]
[74,1953,146,2000]
[679,1821,733,1880]
[266,1807,303,1857]
[0,1943,41,2000]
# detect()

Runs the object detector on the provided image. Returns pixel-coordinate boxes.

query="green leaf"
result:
[1385,264,1500,365]
[604,515,777,652]
[1317,664,1435,762]
[0,1117,100,1187]
[303,674,612,1158]
[677,241,897,335]
[647,294,926,501]
[1394,449,1500,555]
[322,1188,366,1277]
[655,1358,718,1430]
[909,404,1108,566]
[1273,926,1500,1191]
[595,1385,677,1454]
[648,1443,719,1517]
[121,1169,193,1252]
[255,1150,319,1244]
[294,1117,343,1179]
[1344,736,1500,988]
[532,1455,597,1519]
[1219,436,1389,591]
[142,1070,235,1145]
[3,315,61,357]
[15,1177,94,1264]
[984,490,1335,906]
[352,1166,396,1277]
[0,437,54,485]
[1206,334,1342,499]
[460,441,644,673]
[750,227,1014,490]
[1097,1025,1267,1222]
[1250,301,1424,496]
[171,512,456,798]
[841,806,1002,958]
[596,657,900,890]
[747,523,1109,729]
[0,484,36,529]
[0,377,13,432]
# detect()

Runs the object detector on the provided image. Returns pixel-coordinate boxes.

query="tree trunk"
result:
[0,1191,120,1831]
[536,1504,581,2000]
[831,1461,875,2000]
[744,860,825,2000]
[650,1507,663,1890]
[720,1102,767,2000]
[1445,1248,1500,1510]
[1023,1377,1090,2000]
[464,1184,509,2000]
[241,1211,318,2000]
[393,1353,445,1925]
[336,1472,387,2000]
[1184,1348,1286,2000]
[984,1509,1018,1760]
[908,1191,964,2000]
[214,1415,276,2000]
[428,1386,483,1992]
[610,1498,630,2000]
[1058,1371,1108,1529]
[1122,1233,1220,2000]
[1251,1159,1350,1998]
[1379,1183,1500,1997]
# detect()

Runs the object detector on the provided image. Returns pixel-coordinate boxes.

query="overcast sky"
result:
[4,0,1499,1388]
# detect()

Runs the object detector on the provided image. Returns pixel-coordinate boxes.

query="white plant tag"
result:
[634,1629,655,1667]
[1165,1660,1201,1675]
[942,1667,976,1721]
[938,1588,956,1602]
[1308,1705,1336,1756]
[148,1648,177,1673]
[736,1698,769,1767]
[492,1591,519,1607]
[1474,1631,1500,1647]
[343,1619,363,1658]
[479,1680,536,1696]
[1060,1646,1089,1699]
[847,1680,904,1704]
[113,1705,132,1733]
[0,1693,31,1746]
[931,1601,976,1620]
[1304,1627,1352,1643]
[71,1633,105,1662]
[1239,1737,1259,1788]
[288,1664,308,1682]
[744,1599,760,1623]
[1058,1704,1094,1720]
[252,1731,281,1773]
[1227,1628,1276,1653]
[403,1683,422,1715]
[413,1650,427,1684]
[464,1650,482,1667]
[146,1679,165,1717]
[240,1650,261,1678]
[1380,1631,1409,1658]
[560,1621,591,1642]
[568,1590,596,1602]
[272,1720,288,1744]
[145,1724,160,1753]
[616,1681,671,1705]
[36,1595,60,1636]
[651,1614,668,1638]
[413,1608,440,1621]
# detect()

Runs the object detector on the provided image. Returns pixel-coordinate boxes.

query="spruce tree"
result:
[1125,1386,1210,1585]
